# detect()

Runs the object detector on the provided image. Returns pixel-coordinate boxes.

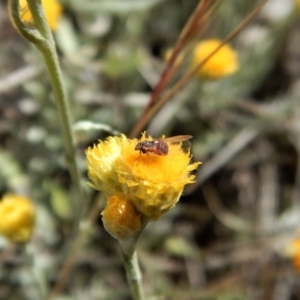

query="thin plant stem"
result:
[121,249,145,300]
[9,0,83,221]
[142,0,214,115]
[129,0,268,138]
[119,217,149,300]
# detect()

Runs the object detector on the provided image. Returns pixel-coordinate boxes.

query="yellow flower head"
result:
[86,133,200,220]
[102,195,142,240]
[297,0,300,12]
[192,39,239,79]
[0,194,35,242]
[19,0,63,31]
[284,238,300,270]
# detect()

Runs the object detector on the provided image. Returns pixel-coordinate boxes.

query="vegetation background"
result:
[1,0,300,299]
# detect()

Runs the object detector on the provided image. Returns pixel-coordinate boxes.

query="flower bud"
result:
[0,194,35,242]
[192,39,239,79]
[102,195,142,240]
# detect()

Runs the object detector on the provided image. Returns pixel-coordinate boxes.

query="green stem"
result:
[119,218,148,300]
[121,249,145,300]
[9,0,83,221]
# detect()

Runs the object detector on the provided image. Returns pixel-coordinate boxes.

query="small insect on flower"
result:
[135,135,192,155]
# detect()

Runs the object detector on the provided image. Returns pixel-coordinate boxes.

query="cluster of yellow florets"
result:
[19,0,63,31]
[86,133,199,240]
[0,194,35,242]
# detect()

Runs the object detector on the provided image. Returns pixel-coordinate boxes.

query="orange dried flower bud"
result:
[102,195,142,240]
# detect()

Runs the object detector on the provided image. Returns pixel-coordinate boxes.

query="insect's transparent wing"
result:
[158,135,192,154]
[159,135,192,144]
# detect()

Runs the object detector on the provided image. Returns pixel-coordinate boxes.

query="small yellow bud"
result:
[102,195,142,240]
[0,194,35,242]
[19,0,63,31]
[192,39,239,79]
